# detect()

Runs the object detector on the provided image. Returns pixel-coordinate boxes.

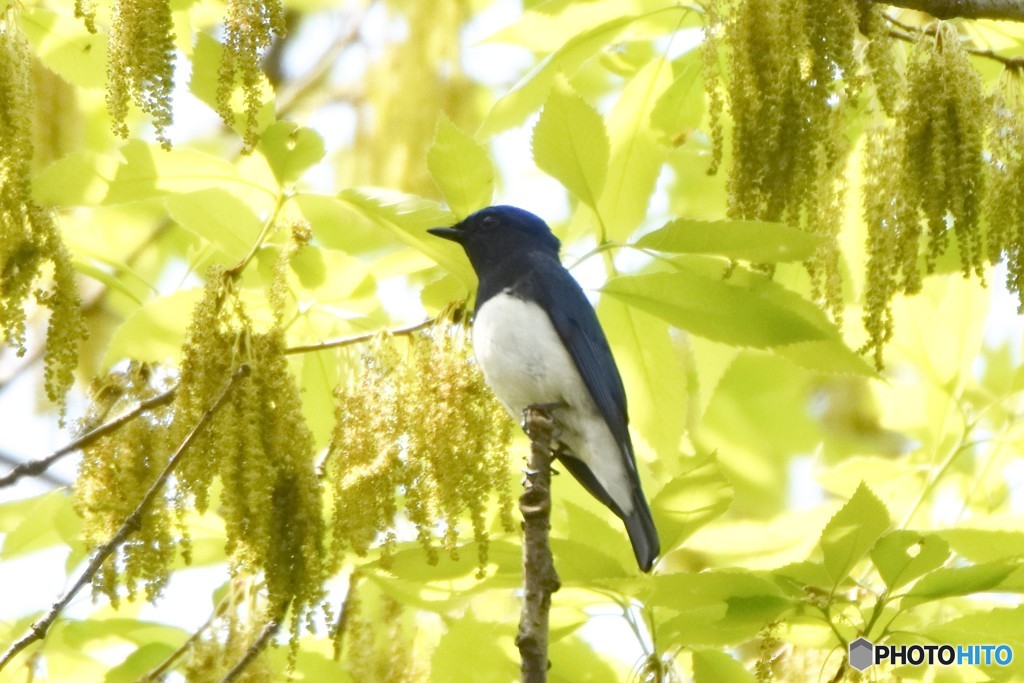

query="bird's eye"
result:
[481,215,498,228]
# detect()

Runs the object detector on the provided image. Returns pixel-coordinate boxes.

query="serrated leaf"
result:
[293,192,388,254]
[651,452,733,552]
[819,482,890,587]
[480,13,639,135]
[0,491,79,559]
[598,56,672,241]
[602,269,828,348]
[650,58,704,147]
[432,611,516,683]
[926,605,1024,644]
[103,140,267,205]
[597,299,686,460]
[692,650,758,683]
[427,115,494,219]
[648,571,790,646]
[19,8,107,88]
[936,529,1024,563]
[902,560,1019,608]
[532,85,609,209]
[104,643,178,683]
[259,121,326,185]
[164,188,263,261]
[647,570,785,613]
[104,289,203,369]
[637,218,825,263]
[33,153,118,206]
[870,531,950,591]
[338,188,470,284]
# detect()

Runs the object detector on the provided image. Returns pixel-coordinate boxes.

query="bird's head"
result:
[428,206,561,273]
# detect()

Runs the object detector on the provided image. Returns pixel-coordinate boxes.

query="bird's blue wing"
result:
[519,260,633,460]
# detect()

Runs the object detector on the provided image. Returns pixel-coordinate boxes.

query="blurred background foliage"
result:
[2,0,1024,680]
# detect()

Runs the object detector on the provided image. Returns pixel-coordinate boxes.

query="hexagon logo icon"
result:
[849,637,874,671]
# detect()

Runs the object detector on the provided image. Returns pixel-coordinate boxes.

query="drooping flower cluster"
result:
[217,0,286,150]
[74,363,175,606]
[171,268,326,625]
[0,24,85,421]
[720,0,860,321]
[704,2,1024,367]
[326,310,516,573]
[106,0,175,147]
[860,25,991,365]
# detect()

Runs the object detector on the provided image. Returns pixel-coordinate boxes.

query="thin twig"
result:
[282,318,435,355]
[872,0,1024,23]
[217,606,289,683]
[0,365,250,673]
[516,407,561,683]
[883,13,1024,71]
[0,386,177,489]
[139,589,239,682]
[0,319,438,487]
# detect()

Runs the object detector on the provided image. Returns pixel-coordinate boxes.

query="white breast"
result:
[472,292,633,513]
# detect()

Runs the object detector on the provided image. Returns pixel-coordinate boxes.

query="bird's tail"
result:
[624,493,660,572]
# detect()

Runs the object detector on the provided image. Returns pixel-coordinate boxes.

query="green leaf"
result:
[870,531,950,591]
[597,56,672,241]
[0,491,81,559]
[554,498,633,580]
[651,452,733,553]
[293,192,391,254]
[337,188,470,284]
[647,570,785,613]
[602,269,828,348]
[427,114,494,219]
[104,140,272,206]
[819,482,890,587]
[936,529,1024,563]
[18,8,107,88]
[432,611,516,683]
[164,189,263,261]
[692,650,758,683]
[549,635,621,683]
[648,571,790,646]
[636,218,825,263]
[902,560,1019,608]
[532,85,609,210]
[650,58,705,147]
[33,153,119,206]
[597,300,687,460]
[104,289,203,369]
[926,605,1024,644]
[258,121,326,185]
[104,643,177,683]
[480,13,640,136]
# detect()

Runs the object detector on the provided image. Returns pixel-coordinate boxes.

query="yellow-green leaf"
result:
[427,115,494,219]
[532,85,609,210]
[637,218,825,263]
[819,482,890,587]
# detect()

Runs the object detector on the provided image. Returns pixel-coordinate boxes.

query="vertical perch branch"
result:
[516,406,561,683]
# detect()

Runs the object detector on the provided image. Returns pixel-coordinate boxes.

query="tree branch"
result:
[873,0,1024,22]
[282,318,435,355]
[0,318,439,488]
[217,607,287,683]
[883,14,1024,70]
[0,386,177,489]
[0,365,250,673]
[516,407,561,683]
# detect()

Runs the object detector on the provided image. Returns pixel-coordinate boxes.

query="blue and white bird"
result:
[428,205,660,572]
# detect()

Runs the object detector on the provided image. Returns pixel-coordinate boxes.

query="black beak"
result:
[427,226,465,243]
